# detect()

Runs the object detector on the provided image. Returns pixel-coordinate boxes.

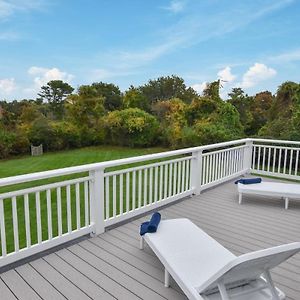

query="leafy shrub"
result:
[28,117,55,151]
[0,129,16,158]
[10,132,30,155]
[104,108,159,147]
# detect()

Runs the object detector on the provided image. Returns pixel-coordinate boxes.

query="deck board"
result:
[0,178,299,300]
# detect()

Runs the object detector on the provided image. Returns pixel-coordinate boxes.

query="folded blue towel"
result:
[140,212,161,236]
[235,177,262,184]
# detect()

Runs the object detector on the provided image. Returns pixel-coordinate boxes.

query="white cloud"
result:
[0,0,45,19]
[217,66,236,83]
[28,66,74,87]
[269,48,300,63]
[240,63,276,89]
[0,78,16,95]
[162,0,186,14]
[23,66,74,97]
[191,81,207,94]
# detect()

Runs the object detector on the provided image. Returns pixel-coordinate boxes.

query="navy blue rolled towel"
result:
[140,221,149,236]
[147,212,161,233]
[235,177,262,184]
[140,212,161,236]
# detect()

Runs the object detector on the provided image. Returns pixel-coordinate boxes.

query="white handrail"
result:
[0,138,250,187]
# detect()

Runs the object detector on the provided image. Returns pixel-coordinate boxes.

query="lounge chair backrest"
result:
[198,242,300,294]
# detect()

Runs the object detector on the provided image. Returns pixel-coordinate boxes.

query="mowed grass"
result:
[0,146,167,255]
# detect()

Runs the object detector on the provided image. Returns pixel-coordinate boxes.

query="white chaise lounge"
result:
[140,218,300,300]
[238,182,300,209]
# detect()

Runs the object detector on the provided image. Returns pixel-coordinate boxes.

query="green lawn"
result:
[0,145,167,255]
[0,145,167,179]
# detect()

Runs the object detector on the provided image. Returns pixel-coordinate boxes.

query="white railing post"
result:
[89,168,105,236]
[243,139,253,174]
[191,150,203,195]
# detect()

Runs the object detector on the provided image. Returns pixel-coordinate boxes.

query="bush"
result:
[104,108,159,147]
[10,132,30,155]
[0,129,16,158]
[28,117,55,151]
[51,122,82,150]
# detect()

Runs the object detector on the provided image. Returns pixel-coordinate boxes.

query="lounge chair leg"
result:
[217,281,230,300]
[239,193,242,204]
[263,271,281,300]
[285,198,289,210]
[140,237,144,250]
[164,268,170,288]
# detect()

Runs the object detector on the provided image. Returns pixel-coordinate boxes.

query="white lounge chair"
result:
[140,218,300,300]
[238,182,300,209]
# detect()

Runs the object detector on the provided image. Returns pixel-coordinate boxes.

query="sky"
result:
[0,0,300,100]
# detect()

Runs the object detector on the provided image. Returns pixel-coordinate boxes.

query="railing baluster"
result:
[84,181,89,227]
[225,151,229,177]
[181,160,185,192]
[173,162,177,194]
[154,166,158,203]
[217,153,221,180]
[262,147,266,171]
[295,150,299,176]
[278,148,282,173]
[169,163,173,197]
[177,161,181,193]
[144,169,148,206]
[126,172,130,212]
[35,192,42,243]
[132,171,136,210]
[46,190,52,240]
[57,187,62,236]
[252,145,256,170]
[113,175,117,217]
[159,165,163,200]
[0,199,6,256]
[138,170,141,208]
[257,146,261,171]
[283,149,287,174]
[185,160,190,190]
[24,194,31,247]
[267,147,271,172]
[164,164,168,199]
[272,148,277,173]
[66,185,72,233]
[289,149,293,175]
[149,168,153,204]
[120,174,124,213]
[201,156,206,185]
[76,183,80,230]
[211,154,216,181]
[206,154,210,183]
[12,196,19,252]
[105,177,110,219]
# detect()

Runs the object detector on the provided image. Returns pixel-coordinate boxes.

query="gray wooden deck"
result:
[1,178,300,300]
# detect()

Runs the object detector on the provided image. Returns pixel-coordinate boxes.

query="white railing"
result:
[0,138,299,268]
[251,139,300,180]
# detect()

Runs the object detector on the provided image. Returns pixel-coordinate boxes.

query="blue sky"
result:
[0,0,299,100]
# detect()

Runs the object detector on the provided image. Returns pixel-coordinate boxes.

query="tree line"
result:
[0,75,299,159]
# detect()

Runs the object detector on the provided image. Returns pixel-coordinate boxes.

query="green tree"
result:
[66,86,105,127]
[227,88,253,135]
[139,75,198,105]
[38,80,74,119]
[259,82,300,139]
[203,80,222,101]
[104,108,159,147]
[123,86,150,111]
[91,82,122,111]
